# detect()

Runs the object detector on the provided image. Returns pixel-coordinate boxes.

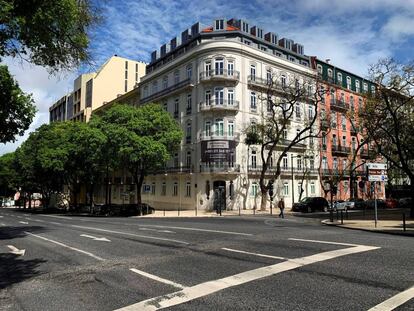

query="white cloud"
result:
[382,13,414,41]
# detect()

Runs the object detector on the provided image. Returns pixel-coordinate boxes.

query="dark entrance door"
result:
[213,180,226,213]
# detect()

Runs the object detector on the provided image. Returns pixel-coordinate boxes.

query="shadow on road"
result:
[0,226,47,240]
[0,253,46,289]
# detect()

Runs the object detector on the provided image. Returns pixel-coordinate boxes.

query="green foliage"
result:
[0,0,99,71]
[0,65,36,143]
[0,152,17,197]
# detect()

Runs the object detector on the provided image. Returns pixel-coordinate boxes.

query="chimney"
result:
[326,59,331,64]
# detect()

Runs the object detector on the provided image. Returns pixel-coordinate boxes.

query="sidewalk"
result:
[322,218,414,236]
[141,208,290,218]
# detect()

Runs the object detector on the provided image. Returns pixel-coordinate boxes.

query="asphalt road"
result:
[0,208,413,311]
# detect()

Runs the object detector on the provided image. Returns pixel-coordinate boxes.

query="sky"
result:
[1,0,414,155]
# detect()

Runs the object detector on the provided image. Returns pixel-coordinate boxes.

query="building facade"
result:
[49,55,146,123]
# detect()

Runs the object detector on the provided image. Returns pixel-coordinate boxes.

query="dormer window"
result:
[215,19,224,30]
[337,73,342,83]
[328,69,333,78]
[346,76,351,90]
[317,65,323,74]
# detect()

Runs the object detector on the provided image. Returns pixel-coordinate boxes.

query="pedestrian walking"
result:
[278,197,285,218]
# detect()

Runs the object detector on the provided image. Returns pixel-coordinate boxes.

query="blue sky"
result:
[1,0,414,154]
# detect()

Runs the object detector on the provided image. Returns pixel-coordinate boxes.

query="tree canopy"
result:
[0,65,35,143]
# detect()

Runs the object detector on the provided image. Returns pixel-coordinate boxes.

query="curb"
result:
[321,219,414,237]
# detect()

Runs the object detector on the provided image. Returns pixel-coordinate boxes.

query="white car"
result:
[333,200,348,211]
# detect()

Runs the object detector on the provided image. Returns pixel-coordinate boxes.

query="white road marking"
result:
[130,268,185,289]
[23,214,29,216]
[17,216,22,218]
[367,286,414,311]
[31,219,45,223]
[139,225,253,236]
[71,225,189,245]
[19,221,28,225]
[40,214,73,220]
[221,248,287,260]
[80,234,111,242]
[7,245,26,256]
[0,216,3,218]
[25,231,104,261]
[0,223,5,226]
[115,244,380,311]
[48,221,62,225]
[288,238,359,247]
[139,228,175,234]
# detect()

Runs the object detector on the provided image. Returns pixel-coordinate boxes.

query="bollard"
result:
[340,210,344,225]
[403,213,406,232]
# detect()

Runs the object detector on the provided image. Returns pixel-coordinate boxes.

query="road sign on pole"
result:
[367,163,387,182]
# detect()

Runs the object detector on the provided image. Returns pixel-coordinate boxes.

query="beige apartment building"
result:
[49,55,146,123]
[94,19,321,211]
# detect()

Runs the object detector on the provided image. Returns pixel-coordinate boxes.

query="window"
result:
[205,121,211,136]
[215,118,224,136]
[342,135,346,146]
[143,86,148,98]
[152,81,158,94]
[135,63,139,83]
[330,88,336,104]
[215,58,224,75]
[186,151,191,168]
[163,101,168,111]
[228,89,234,105]
[322,157,327,169]
[342,159,347,171]
[186,94,192,114]
[337,73,342,83]
[125,61,128,70]
[161,182,166,196]
[297,156,302,170]
[346,76,351,90]
[250,92,257,110]
[350,96,354,111]
[352,137,356,151]
[333,158,338,171]
[174,98,179,117]
[174,70,180,84]
[332,134,337,146]
[215,19,224,30]
[186,122,191,143]
[187,65,192,79]
[363,82,368,92]
[281,75,286,87]
[251,182,258,196]
[355,80,360,93]
[173,182,178,196]
[186,182,191,197]
[266,69,272,84]
[205,61,211,77]
[295,103,301,119]
[317,65,323,74]
[328,69,333,78]
[340,92,345,104]
[331,112,337,128]
[251,150,257,168]
[250,64,256,80]
[163,76,168,89]
[283,129,288,139]
[282,156,288,169]
[124,80,128,92]
[358,98,363,111]
[322,132,327,146]
[283,182,289,196]
[309,157,315,169]
[341,114,346,130]
[215,87,224,105]
[308,105,314,119]
[320,86,325,104]
[228,61,234,76]
[310,182,315,194]
[173,153,179,167]
[205,90,211,106]
[344,181,349,194]
[371,85,375,94]
[228,120,234,137]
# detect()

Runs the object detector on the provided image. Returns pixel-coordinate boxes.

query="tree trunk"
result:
[134,171,145,205]
[28,193,32,209]
[410,181,414,219]
[260,189,267,211]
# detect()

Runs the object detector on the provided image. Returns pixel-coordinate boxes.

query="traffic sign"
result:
[367,163,387,182]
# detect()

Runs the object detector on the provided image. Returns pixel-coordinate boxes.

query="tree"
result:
[360,58,414,217]
[0,0,100,143]
[91,104,182,204]
[0,152,17,200]
[0,65,35,143]
[0,0,99,71]
[244,72,324,210]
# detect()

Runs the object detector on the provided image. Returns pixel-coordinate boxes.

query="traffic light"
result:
[268,180,274,198]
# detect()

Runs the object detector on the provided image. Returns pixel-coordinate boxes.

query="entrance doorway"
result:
[213,180,226,212]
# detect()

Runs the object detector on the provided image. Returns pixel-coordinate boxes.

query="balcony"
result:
[199,131,240,142]
[200,162,240,174]
[151,165,193,174]
[199,69,240,84]
[320,119,329,130]
[330,100,349,112]
[331,144,351,156]
[247,76,290,94]
[141,78,194,104]
[199,99,239,112]
[248,165,319,176]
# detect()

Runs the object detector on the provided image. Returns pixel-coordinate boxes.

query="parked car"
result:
[398,197,413,209]
[385,198,399,209]
[333,200,348,211]
[363,199,386,209]
[292,197,329,213]
[346,198,365,210]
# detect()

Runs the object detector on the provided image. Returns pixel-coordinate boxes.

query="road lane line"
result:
[80,234,111,242]
[24,231,104,261]
[130,268,185,289]
[367,286,414,311]
[40,214,73,220]
[139,228,175,234]
[288,238,359,247]
[19,221,28,225]
[221,248,287,260]
[31,219,45,223]
[139,225,253,236]
[115,244,380,310]
[70,225,189,245]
